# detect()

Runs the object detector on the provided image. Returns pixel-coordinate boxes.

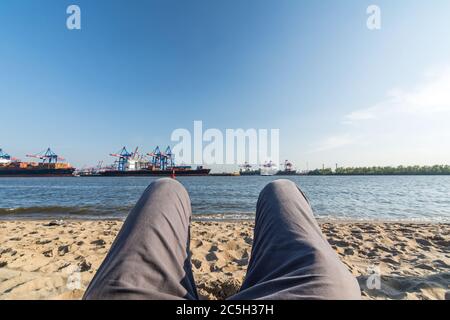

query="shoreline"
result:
[0,219,448,300]
[0,216,449,225]
[1,173,450,177]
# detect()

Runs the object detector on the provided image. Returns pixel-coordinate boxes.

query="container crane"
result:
[110,147,133,171]
[147,146,162,169]
[283,160,293,171]
[0,149,11,161]
[147,146,175,170]
[240,162,253,171]
[0,148,14,164]
[163,146,175,169]
[26,148,65,164]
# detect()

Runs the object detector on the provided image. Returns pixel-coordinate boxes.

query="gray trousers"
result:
[83,178,361,300]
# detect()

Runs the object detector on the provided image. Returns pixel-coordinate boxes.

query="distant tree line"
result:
[307,165,450,176]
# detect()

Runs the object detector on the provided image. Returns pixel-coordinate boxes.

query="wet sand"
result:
[0,220,448,300]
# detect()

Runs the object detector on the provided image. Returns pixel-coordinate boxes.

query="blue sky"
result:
[1,0,450,169]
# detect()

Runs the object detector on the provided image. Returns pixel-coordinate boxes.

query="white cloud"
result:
[310,65,450,165]
[344,109,376,122]
[344,66,450,124]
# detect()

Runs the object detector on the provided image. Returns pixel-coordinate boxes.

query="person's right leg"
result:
[83,178,198,300]
[230,179,361,300]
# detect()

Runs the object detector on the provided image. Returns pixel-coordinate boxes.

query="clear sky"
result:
[1,0,450,170]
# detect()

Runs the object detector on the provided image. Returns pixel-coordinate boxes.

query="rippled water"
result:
[0,176,449,222]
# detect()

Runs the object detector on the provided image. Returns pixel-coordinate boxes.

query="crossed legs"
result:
[84,178,361,300]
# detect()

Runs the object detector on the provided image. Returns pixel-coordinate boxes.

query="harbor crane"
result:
[0,148,17,163]
[26,148,65,164]
[110,147,133,171]
[0,149,11,161]
[130,147,147,162]
[283,160,293,171]
[240,162,253,171]
[147,146,175,170]
[164,146,175,169]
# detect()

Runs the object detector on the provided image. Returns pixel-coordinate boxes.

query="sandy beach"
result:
[0,220,448,300]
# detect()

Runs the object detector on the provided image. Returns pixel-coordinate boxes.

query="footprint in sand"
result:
[191,239,203,248]
[329,239,350,247]
[191,259,202,269]
[58,245,70,256]
[415,263,435,271]
[381,257,400,265]
[42,250,53,258]
[78,260,92,272]
[90,239,106,247]
[205,252,218,262]
[234,258,248,267]
[415,238,432,247]
[432,259,449,269]
[36,239,52,245]
[209,245,219,252]
[344,248,354,255]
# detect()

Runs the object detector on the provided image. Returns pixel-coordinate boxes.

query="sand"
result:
[0,220,448,300]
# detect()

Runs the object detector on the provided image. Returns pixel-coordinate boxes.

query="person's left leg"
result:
[230,180,361,300]
[83,178,198,300]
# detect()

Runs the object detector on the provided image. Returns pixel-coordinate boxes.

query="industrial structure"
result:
[276,160,297,175]
[239,162,260,176]
[89,145,210,176]
[0,149,12,164]
[147,146,175,171]
[0,148,75,177]
[260,160,278,176]
[110,147,134,172]
[1,145,299,177]
[26,148,66,165]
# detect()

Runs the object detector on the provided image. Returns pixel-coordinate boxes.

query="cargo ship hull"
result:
[0,148,75,177]
[276,170,298,176]
[0,168,76,177]
[97,168,211,177]
[239,170,261,176]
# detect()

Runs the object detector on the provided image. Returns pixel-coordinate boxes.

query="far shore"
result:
[2,173,450,178]
[0,219,448,300]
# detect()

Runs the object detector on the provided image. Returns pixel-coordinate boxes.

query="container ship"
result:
[0,148,75,177]
[80,146,211,177]
[97,166,210,176]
